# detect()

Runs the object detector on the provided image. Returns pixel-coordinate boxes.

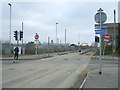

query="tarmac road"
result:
[2,52,94,88]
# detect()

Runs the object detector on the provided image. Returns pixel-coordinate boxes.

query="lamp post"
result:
[8,3,12,55]
[114,10,116,51]
[56,23,58,43]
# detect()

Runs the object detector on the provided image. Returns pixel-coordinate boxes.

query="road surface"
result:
[2,52,94,88]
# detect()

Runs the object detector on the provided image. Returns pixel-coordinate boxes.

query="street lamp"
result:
[56,23,58,43]
[8,3,12,54]
[114,10,116,51]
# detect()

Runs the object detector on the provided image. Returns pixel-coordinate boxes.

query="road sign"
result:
[95,12,107,23]
[95,24,107,29]
[35,34,39,39]
[34,43,39,45]
[104,34,110,39]
[104,39,109,42]
[95,29,107,35]
[108,42,112,45]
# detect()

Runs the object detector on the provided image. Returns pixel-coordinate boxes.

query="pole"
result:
[48,37,50,57]
[99,8,102,74]
[21,22,23,54]
[114,10,116,51]
[65,29,66,44]
[78,33,80,45]
[56,23,58,43]
[17,31,19,46]
[103,41,107,55]
[112,10,116,59]
[35,41,38,55]
[8,3,12,55]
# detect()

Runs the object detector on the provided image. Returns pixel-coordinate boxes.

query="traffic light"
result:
[20,31,23,41]
[14,30,18,40]
[95,36,99,43]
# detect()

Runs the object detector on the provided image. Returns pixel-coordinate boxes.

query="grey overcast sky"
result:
[1,0,119,45]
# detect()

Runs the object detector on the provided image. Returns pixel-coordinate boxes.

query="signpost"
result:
[95,29,107,35]
[94,8,107,74]
[35,34,39,39]
[103,34,110,55]
[104,34,110,39]
[95,12,107,23]
[34,33,39,55]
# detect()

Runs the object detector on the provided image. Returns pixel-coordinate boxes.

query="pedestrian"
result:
[79,48,82,52]
[13,46,19,63]
[79,48,82,55]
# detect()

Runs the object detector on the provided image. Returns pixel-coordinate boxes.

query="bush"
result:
[104,45,112,55]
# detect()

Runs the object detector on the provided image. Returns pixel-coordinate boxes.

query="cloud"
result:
[2,2,118,45]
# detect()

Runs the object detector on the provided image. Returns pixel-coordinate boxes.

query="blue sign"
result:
[95,29,107,35]
[95,25,108,29]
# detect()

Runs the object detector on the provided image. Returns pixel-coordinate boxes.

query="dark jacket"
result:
[14,47,19,54]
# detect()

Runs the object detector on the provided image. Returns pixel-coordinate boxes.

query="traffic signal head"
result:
[95,36,99,43]
[20,31,23,41]
[14,30,18,40]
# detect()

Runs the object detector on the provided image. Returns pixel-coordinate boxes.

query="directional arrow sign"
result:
[95,29,107,35]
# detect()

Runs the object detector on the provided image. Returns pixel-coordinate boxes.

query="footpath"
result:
[1,49,89,60]
[80,56,119,89]
[1,51,72,60]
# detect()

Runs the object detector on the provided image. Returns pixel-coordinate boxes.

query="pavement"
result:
[82,68,118,88]
[81,56,119,89]
[1,49,90,60]
[1,51,72,60]
[91,55,119,60]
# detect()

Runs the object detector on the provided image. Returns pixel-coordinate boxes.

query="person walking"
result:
[13,46,19,63]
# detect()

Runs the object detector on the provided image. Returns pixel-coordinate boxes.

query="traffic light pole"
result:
[21,22,23,54]
[17,31,19,46]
